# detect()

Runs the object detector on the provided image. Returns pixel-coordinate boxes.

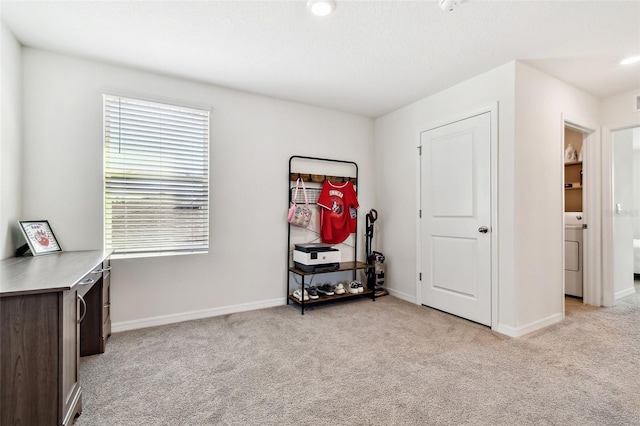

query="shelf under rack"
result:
[288,289,374,306]
[288,261,372,276]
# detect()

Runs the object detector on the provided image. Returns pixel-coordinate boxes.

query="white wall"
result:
[374,61,517,330]
[513,62,600,327]
[0,20,22,260]
[601,89,640,127]
[21,48,375,328]
[611,128,635,298]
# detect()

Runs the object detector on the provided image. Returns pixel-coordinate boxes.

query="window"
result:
[104,95,210,257]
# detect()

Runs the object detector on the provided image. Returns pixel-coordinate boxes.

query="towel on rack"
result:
[317,180,359,245]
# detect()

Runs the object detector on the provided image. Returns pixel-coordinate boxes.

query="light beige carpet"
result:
[77,289,640,425]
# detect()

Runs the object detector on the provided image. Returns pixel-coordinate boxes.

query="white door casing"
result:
[563,115,600,308]
[419,112,492,326]
[611,128,636,299]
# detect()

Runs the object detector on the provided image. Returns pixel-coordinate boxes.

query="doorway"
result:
[610,127,639,301]
[602,125,640,307]
[563,126,586,304]
[562,117,599,310]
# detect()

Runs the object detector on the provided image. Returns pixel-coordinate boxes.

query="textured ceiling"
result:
[2,0,639,118]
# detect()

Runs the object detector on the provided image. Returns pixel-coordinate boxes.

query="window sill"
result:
[110,250,208,261]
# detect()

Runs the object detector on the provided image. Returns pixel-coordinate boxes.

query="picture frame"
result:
[18,220,63,256]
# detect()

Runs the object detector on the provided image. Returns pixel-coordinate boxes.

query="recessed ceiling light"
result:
[620,55,640,65]
[307,0,336,17]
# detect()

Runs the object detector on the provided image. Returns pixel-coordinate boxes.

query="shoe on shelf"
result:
[317,283,336,296]
[335,282,346,295]
[357,282,364,293]
[307,286,319,300]
[293,289,309,301]
[348,281,360,294]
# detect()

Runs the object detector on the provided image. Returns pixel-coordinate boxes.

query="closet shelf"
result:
[564,183,582,190]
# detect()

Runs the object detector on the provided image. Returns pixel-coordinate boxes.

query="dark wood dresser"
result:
[0,250,112,426]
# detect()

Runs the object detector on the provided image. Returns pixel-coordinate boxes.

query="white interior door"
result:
[420,112,492,326]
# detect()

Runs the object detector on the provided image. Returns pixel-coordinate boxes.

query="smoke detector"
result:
[439,0,462,12]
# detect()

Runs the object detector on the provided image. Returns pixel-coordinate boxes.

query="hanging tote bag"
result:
[288,178,312,227]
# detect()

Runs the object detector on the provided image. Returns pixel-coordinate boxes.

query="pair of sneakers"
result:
[292,288,309,301]
[317,283,336,296]
[294,286,321,301]
[349,281,363,294]
[306,286,319,299]
[316,282,347,296]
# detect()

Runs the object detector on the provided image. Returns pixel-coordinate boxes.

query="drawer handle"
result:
[103,303,111,309]
[78,295,87,323]
[79,278,95,286]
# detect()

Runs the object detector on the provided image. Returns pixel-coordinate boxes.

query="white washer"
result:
[564,213,583,298]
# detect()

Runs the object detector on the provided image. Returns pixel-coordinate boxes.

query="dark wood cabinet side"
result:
[80,256,112,357]
[102,260,112,348]
[80,277,103,357]
[1,293,59,425]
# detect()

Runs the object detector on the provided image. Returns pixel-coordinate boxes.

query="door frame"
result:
[562,114,600,308]
[602,121,640,307]
[416,103,499,329]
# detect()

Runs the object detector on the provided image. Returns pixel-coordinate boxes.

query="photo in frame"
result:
[18,220,63,256]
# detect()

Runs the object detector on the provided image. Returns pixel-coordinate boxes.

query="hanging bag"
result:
[288,178,312,227]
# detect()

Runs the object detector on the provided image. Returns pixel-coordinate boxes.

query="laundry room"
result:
[563,127,587,301]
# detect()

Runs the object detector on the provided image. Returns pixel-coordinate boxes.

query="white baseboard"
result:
[112,298,286,333]
[493,313,563,338]
[615,287,636,300]
[386,287,416,304]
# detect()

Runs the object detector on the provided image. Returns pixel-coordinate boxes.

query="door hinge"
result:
[418,146,422,155]
[419,272,422,281]
[419,209,422,218]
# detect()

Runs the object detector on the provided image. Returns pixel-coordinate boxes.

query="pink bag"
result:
[288,178,312,227]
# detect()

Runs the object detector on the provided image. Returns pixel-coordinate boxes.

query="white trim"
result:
[112,298,285,333]
[615,287,637,300]
[602,125,615,308]
[562,114,600,308]
[602,121,640,308]
[494,313,563,338]
[415,103,499,330]
[490,103,499,331]
[415,135,422,307]
[386,287,417,304]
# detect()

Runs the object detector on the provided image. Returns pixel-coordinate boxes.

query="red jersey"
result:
[317,180,359,245]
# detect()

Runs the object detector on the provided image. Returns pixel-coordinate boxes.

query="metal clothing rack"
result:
[287,155,374,314]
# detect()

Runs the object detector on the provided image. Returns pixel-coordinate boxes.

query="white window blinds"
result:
[104,95,210,257]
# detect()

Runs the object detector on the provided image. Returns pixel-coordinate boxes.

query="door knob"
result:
[478,226,489,233]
